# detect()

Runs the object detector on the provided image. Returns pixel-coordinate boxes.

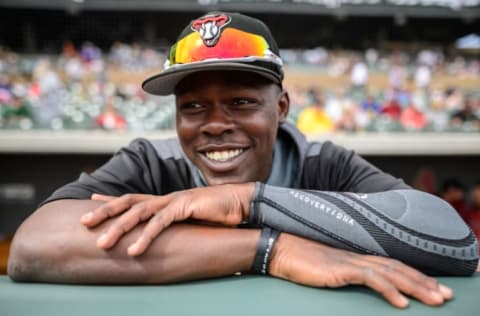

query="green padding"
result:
[0,274,479,316]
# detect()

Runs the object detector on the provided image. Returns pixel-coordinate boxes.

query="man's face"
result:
[175,71,289,185]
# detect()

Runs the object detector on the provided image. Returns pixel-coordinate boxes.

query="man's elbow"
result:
[400,190,479,275]
[6,210,82,282]
[7,232,46,282]
[6,200,104,283]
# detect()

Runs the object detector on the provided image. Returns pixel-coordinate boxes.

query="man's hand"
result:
[80,183,255,256]
[269,233,453,309]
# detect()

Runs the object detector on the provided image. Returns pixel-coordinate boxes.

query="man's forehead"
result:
[174,70,275,95]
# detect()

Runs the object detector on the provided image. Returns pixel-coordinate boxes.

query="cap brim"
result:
[142,61,282,96]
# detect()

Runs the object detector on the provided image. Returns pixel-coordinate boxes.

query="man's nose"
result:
[200,105,235,136]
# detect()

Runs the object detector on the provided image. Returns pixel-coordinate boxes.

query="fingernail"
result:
[97,234,108,246]
[128,243,138,256]
[81,212,92,223]
[439,284,453,298]
[398,295,409,308]
[430,290,444,303]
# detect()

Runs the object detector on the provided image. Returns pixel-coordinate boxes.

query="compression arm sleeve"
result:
[248,183,478,276]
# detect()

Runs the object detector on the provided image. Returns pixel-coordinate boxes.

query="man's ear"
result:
[277,90,290,123]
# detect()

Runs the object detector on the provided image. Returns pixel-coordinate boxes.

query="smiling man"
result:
[173,71,286,186]
[7,12,478,309]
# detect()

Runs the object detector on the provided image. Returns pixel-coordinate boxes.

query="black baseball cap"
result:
[142,12,284,96]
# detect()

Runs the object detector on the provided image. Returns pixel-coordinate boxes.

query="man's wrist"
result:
[267,232,288,278]
[252,227,281,274]
[236,182,256,222]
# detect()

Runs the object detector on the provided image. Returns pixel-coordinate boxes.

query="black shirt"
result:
[43,123,409,205]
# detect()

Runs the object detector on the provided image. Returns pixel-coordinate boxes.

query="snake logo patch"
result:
[191,14,231,47]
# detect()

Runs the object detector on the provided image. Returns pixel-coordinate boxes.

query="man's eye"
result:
[179,103,204,112]
[231,98,256,106]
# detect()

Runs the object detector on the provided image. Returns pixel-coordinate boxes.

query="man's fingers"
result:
[91,193,116,202]
[378,264,445,306]
[128,211,177,256]
[97,203,154,249]
[81,194,143,227]
[348,267,410,309]
[127,235,152,257]
[127,198,192,256]
[439,284,453,300]
[361,256,451,304]
[361,256,452,303]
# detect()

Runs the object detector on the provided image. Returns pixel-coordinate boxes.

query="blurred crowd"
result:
[0,42,173,131]
[0,42,479,132]
[284,48,480,133]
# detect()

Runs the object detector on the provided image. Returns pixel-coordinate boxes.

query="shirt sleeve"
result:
[40,138,190,206]
[303,141,410,192]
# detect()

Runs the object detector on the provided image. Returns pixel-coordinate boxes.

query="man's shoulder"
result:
[279,122,362,163]
[127,137,185,161]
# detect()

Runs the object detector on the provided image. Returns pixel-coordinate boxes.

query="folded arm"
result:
[7,199,260,284]
[8,196,454,307]
[250,183,479,275]
[83,183,478,276]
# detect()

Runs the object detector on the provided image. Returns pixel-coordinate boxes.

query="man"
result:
[7,12,478,309]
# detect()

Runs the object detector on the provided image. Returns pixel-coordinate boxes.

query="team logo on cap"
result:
[191,14,231,47]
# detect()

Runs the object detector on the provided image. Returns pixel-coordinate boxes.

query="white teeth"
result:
[205,149,244,162]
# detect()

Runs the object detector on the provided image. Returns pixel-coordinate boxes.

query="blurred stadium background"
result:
[1,0,480,272]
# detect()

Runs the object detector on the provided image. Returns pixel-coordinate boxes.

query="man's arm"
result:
[8,199,452,308]
[249,184,479,275]
[7,199,260,283]
[82,184,478,276]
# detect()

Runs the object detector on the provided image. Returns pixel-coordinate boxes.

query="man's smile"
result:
[205,148,245,162]
[197,145,251,173]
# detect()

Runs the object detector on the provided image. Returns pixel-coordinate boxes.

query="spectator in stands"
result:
[400,102,427,131]
[0,74,12,104]
[350,57,368,96]
[297,88,334,134]
[425,91,450,132]
[61,41,77,59]
[450,95,480,130]
[381,95,402,120]
[80,42,102,64]
[80,42,104,76]
[417,49,438,70]
[95,95,127,131]
[444,88,464,112]
[412,168,437,195]
[31,59,64,128]
[414,63,431,90]
[388,57,408,91]
[440,178,468,221]
[360,94,381,114]
[1,89,33,125]
[323,90,345,126]
[337,102,363,132]
[364,48,378,68]
[64,55,84,83]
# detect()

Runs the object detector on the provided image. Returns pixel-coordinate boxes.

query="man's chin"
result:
[203,174,253,186]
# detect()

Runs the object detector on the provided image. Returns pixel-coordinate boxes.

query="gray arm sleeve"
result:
[249,183,478,276]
